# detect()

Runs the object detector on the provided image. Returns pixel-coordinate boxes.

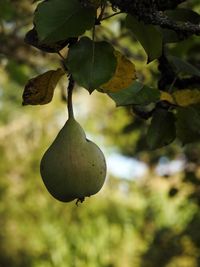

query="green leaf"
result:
[125,14,163,62]
[166,8,200,24]
[24,27,72,53]
[168,56,200,77]
[108,82,160,106]
[176,106,200,145]
[66,37,117,92]
[161,28,179,44]
[34,0,95,42]
[147,109,176,149]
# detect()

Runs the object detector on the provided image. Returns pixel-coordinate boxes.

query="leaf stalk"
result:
[67,75,75,119]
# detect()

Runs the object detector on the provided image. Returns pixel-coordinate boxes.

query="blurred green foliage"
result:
[1,1,200,267]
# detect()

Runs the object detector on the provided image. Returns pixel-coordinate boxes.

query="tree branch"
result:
[110,0,200,36]
[110,0,186,11]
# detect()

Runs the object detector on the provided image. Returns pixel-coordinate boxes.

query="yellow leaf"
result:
[101,50,137,93]
[22,68,65,105]
[160,91,175,104]
[160,89,200,107]
[173,89,200,107]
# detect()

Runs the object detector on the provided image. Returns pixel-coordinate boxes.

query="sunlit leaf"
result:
[160,89,200,107]
[125,14,163,62]
[173,89,200,107]
[108,82,160,106]
[34,0,95,42]
[100,51,137,93]
[22,68,65,105]
[66,37,117,92]
[147,109,176,149]
[160,91,174,103]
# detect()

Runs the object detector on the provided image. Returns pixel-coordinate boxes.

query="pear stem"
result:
[67,75,75,119]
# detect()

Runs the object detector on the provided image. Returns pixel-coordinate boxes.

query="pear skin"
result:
[40,118,106,202]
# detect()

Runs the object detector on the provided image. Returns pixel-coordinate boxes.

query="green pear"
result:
[40,117,107,203]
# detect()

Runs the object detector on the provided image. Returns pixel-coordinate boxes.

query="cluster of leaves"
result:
[23,0,200,150]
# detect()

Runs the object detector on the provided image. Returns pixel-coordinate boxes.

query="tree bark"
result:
[110,0,200,36]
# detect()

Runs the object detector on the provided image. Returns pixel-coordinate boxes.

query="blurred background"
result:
[0,1,200,267]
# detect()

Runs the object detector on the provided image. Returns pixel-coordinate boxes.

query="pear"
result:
[40,117,107,203]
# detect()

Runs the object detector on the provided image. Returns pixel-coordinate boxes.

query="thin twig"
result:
[168,76,178,93]
[97,2,106,22]
[101,11,123,21]
[57,51,65,61]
